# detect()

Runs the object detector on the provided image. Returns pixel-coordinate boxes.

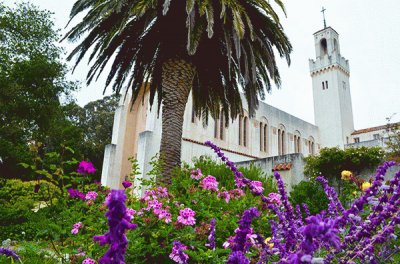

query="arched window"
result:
[219,112,225,140]
[259,121,268,153]
[294,131,301,153]
[278,129,281,155]
[243,117,248,147]
[264,124,268,153]
[308,136,315,155]
[278,125,285,155]
[259,122,263,151]
[239,115,243,145]
[214,112,226,140]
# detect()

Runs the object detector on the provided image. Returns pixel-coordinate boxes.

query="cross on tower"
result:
[321,7,327,28]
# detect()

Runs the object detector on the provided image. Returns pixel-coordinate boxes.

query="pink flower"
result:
[82,258,96,264]
[250,181,264,195]
[156,209,172,223]
[77,161,96,175]
[126,208,136,221]
[218,191,231,203]
[71,222,83,234]
[103,193,111,205]
[146,199,163,211]
[177,208,196,226]
[200,175,219,191]
[268,192,282,205]
[85,191,98,201]
[190,168,203,180]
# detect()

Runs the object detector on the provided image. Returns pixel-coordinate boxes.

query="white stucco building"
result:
[101,25,391,190]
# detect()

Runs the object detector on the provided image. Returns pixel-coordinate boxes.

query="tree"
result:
[304,146,385,195]
[0,3,78,178]
[63,94,120,170]
[384,117,400,162]
[65,0,292,184]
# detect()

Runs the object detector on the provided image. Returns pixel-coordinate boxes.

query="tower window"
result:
[343,81,346,90]
[325,81,328,89]
[322,82,325,90]
[320,38,328,56]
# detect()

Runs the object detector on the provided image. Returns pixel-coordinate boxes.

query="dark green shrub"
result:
[289,180,329,215]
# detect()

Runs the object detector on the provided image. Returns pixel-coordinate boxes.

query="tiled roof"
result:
[352,122,400,135]
[272,163,292,171]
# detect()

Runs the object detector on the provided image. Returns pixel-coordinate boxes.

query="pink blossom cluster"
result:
[71,222,83,235]
[177,208,196,226]
[268,192,282,205]
[126,208,136,221]
[218,191,231,203]
[249,181,264,195]
[142,187,169,201]
[190,168,204,180]
[85,191,98,201]
[82,258,96,264]
[200,175,219,191]
[140,188,172,223]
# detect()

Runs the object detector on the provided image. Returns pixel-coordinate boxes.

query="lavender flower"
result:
[228,207,260,262]
[122,181,132,189]
[93,190,137,264]
[77,160,96,175]
[206,218,216,250]
[227,251,249,264]
[169,241,189,264]
[0,247,21,262]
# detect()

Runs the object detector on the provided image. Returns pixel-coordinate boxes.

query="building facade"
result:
[101,25,386,190]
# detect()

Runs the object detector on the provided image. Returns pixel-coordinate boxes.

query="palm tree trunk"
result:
[158,58,196,185]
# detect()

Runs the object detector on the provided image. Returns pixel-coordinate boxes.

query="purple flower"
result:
[177,208,196,226]
[206,218,216,250]
[93,190,137,264]
[77,161,96,175]
[249,181,264,195]
[227,251,249,264]
[0,247,20,261]
[200,175,219,191]
[169,241,189,264]
[122,180,132,189]
[229,207,260,257]
[68,188,85,200]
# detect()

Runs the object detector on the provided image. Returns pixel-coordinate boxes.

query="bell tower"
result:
[309,22,354,148]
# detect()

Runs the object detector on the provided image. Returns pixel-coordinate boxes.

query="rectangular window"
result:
[322,82,325,90]
[343,81,346,90]
[325,81,328,89]
[373,134,380,140]
[354,137,360,143]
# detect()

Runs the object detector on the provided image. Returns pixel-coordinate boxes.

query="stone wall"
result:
[236,153,307,192]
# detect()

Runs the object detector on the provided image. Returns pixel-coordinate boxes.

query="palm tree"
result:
[64,0,292,185]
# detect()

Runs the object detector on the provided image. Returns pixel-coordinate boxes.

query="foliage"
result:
[62,94,120,170]
[304,146,384,195]
[384,119,400,163]
[0,2,78,179]
[289,180,329,216]
[64,0,292,120]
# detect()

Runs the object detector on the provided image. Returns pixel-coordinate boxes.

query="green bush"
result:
[289,180,329,216]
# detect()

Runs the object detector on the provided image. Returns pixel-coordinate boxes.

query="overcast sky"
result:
[8,0,400,129]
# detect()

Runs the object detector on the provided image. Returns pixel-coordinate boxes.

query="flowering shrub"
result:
[2,142,400,263]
